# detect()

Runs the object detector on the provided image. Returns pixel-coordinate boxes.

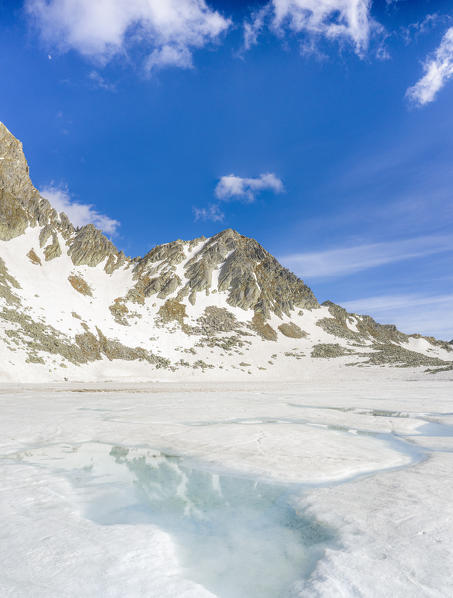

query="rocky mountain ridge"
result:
[0,122,451,382]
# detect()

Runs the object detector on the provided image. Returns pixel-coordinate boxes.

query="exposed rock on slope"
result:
[0,121,451,382]
[130,228,318,316]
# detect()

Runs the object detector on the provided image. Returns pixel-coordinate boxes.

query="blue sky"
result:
[1,0,452,338]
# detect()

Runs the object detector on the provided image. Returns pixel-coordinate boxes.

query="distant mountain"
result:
[0,122,451,382]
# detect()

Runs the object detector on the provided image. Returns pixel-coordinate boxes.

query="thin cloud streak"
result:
[193,204,224,222]
[407,26,453,105]
[88,70,116,91]
[281,235,453,278]
[342,293,453,313]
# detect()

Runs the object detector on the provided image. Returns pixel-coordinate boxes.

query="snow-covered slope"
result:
[0,122,451,382]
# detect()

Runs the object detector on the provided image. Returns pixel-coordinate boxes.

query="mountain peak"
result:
[0,122,451,382]
[132,226,318,318]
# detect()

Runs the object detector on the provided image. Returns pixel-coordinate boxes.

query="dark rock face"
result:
[0,123,38,202]
[132,228,318,319]
[0,189,29,241]
[27,249,41,265]
[68,224,123,269]
[190,229,318,316]
[251,312,278,341]
[44,234,62,261]
[68,275,92,296]
[278,322,306,338]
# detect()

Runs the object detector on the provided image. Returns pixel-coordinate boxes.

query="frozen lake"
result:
[1,376,452,597]
[16,442,337,597]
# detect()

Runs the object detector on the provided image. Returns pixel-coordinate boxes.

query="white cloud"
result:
[145,44,192,72]
[193,173,283,222]
[341,293,453,339]
[215,173,284,203]
[406,26,453,105]
[41,184,120,235]
[280,235,453,278]
[26,0,230,71]
[245,0,374,55]
[193,203,224,222]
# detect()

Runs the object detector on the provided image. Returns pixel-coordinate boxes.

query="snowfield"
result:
[1,372,452,597]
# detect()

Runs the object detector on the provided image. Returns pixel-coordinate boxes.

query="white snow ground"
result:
[1,373,452,597]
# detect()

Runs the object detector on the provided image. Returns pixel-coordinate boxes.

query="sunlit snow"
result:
[1,377,453,597]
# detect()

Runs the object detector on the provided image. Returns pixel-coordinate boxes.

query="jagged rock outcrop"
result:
[319,301,409,344]
[68,224,124,270]
[185,229,318,316]
[131,228,318,319]
[0,189,30,241]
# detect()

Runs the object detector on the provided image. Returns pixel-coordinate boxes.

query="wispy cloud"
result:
[406,26,453,106]
[41,184,120,235]
[26,0,230,72]
[280,235,453,278]
[341,293,453,339]
[193,203,224,222]
[215,173,284,203]
[244,0,376,56]
[88,70,116,91]
[342,293,453,313]
[243,5,270,51]
[145,44,192,73]
[400,13,450,45]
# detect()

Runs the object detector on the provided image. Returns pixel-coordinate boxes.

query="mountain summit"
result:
[0,123,451,382]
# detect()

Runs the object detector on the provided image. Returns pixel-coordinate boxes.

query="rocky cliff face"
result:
[0,122,451,382]
[129,228,318,315]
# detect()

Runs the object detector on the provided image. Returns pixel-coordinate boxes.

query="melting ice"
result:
[109,447,335,598]
[21,442,335,598]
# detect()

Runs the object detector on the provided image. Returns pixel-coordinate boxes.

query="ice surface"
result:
[6,442,334,598]
[101,447,336,597]
[1,378,453,597]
